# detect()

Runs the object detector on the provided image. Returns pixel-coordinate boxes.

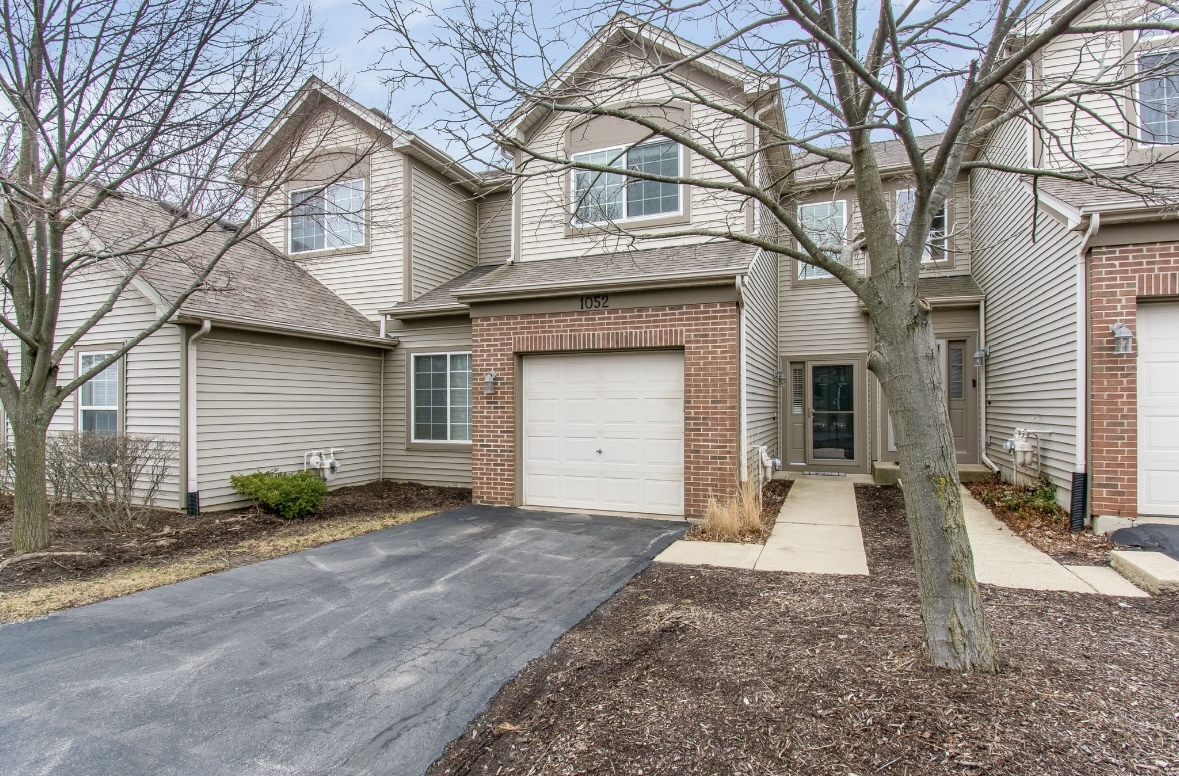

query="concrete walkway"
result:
[655,475,869,575]
[961,488,1147,597]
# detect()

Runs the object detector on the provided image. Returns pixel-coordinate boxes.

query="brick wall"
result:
[470,302,740,517]
[1088,241,1179,517]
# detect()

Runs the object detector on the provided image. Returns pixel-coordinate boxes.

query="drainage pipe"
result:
[1071,213,1101,530]
[977,298,1001,475]
[186,319,212,515]
[735,275,748,482]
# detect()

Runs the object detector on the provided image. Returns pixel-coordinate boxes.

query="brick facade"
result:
[470,302,740,517]
[1088,241,1179,517]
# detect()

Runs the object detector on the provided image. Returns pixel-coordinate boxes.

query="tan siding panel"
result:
[411,162,478,297]
[744,249,779,464]
[476,192,512,265]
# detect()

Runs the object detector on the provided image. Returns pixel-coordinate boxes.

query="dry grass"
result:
[0,508,433,624]
[699,480,763,542]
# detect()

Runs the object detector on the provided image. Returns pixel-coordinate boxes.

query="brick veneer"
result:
[1088,241,1179,517]
[470,302,740,517]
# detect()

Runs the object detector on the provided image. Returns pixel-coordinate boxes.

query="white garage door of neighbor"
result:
[522,351,685,516]
[1139,303,1179,516]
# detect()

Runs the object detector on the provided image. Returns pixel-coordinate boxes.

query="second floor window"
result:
[1139,51,1179,144]
[895,188,947,262]
[289,179,365,253]
[572,140,681,224]
[79,352,119,434]
[796,200,846,280]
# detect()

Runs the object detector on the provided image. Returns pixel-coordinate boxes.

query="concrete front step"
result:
[872,461,993,486]
[1110,550,1179,594]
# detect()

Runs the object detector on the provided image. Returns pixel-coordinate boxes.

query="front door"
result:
[807,362,858,466]
[881,334,978,464]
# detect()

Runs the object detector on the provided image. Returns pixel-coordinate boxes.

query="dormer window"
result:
[1138,52,1179,144]
[571,140,681,225]
[289,178,365,253]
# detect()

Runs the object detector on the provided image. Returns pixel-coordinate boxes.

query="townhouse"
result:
[19,4,1177,528]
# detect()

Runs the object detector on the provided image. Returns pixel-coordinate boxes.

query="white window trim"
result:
[569,140,684,226]
[77,351,120,434]
[410,351,472,444]
[1133,47,1179,147]
[288,177,366,255]
[1139,6,1179,41]
[796,199,848,280]
[895,188,948,263]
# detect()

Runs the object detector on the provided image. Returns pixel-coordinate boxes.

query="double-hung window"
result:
[895,188,948,263]
[1138,51,1179,144]
[572,140,681,224]
[412,353,472,442]
[289,179,366,253]
[796,200,846,280]
[78,352,119,434]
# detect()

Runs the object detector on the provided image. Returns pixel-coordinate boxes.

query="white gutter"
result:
[735,275,748,482]
[186,319,212,511]
[977,298,1001,474]
[1075,213,1101,474]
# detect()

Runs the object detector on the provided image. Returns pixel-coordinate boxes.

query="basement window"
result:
[78,352,119,434]
[412,353,472,442]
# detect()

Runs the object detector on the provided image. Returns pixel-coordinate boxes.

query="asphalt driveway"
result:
[0,505,683,776]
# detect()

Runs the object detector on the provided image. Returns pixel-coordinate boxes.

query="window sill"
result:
[564,212,690,237]
[289,242,370,260]
[406,441,473,453]
[1127,144,1179,165]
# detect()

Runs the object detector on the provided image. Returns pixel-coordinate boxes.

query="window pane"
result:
[896,189,947,262]
[413,355,449,440]
[1140,53,1179,144]
[79,354,118,411]
[449,354,471,441]
[949,346,964,400]
[324,179,365,248]
[797,201,845,279]
[811,364,855,461]
[573,150,625,223]
[625,141,680,218]
[290,189,325,253]
[791,366,804,415]
[81,409,117,434]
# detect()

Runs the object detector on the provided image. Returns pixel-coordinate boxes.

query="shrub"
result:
[701,479,763,541]
[230,469,327,519]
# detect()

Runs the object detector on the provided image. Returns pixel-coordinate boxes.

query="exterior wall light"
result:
[1111,321,1134,354]
[973,348,988,367]
[484,369,498,395]
[775,370,786,384]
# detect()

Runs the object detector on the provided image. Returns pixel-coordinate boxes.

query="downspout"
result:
[186,319,212,515]
[736,275,748,482]
[978,298,1001,475]
[1071,213,1101,530]
[379,317,387,479]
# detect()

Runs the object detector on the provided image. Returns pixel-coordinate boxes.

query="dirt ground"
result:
[966,478,1112,566]
[0,480,471,594]
[685,479,792,543]
[429,484,1178,776]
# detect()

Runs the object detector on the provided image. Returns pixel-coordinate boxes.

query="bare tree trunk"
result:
[10,419,50,553]
[871,304,999,673]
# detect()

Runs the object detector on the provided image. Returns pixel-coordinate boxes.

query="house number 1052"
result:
[579,295,609,309]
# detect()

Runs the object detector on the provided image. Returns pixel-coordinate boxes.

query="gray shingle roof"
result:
[794,133,945,184]
[452,241,757,300]
[1038,164,1179,212]
[81,194,380,342]
[380,264,500,316]
[918,274,983,301]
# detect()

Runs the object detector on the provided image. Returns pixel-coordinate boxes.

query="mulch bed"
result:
[0,481,470,594]
[966,478,1113,566]
[429,483,1178,776]
[684,478,792,543]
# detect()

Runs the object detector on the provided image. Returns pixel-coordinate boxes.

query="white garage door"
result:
[522,351,684,516]
[1139,303,1179,516]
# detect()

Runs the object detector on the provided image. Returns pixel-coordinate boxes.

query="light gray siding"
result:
[476,192,512,265]
[383,320,473,487]
[744,249,779,467]
[971,117,1080,493]
[778,265,871,356]
[194,332,383,508]
[410,162,477,298]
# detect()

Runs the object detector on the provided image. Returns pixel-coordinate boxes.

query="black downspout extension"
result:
[1069,471,1087,532]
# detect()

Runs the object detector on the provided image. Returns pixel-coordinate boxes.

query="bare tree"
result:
[365,0,1179,671]
[0,0,345,553]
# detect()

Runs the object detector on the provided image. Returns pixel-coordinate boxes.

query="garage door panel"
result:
[526,437,559,462]
[523,351,685,516]
[1139,303,1179,516]
[528,398,560,424]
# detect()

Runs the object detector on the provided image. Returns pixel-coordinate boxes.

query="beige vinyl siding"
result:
[255,108,406,320]
[194,334,383,508]
[410,162,478,298]
[383,320,472,487]
[47,272,182,506]
[971,116,1080,495]
[779,265,871,357]
[744,249,779,464]
[515,55,751,260]
[476,192,512,264]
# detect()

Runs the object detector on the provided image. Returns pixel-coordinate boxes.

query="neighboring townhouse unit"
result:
[15,4,1177,526]
[972,0,1179,527]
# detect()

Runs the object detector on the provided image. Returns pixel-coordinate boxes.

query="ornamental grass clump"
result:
[230,470,327,520]
[700,479,763,542]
